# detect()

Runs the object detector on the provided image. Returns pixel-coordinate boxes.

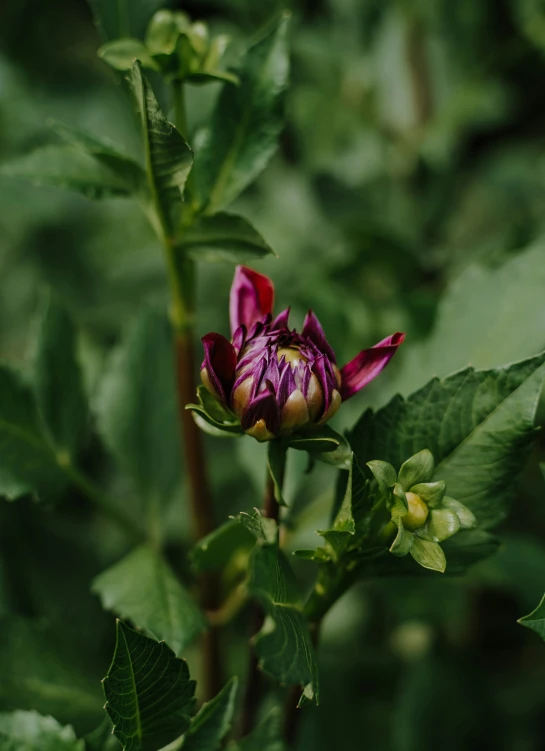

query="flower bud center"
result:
[277,346,307,365]
[403,492,429,531]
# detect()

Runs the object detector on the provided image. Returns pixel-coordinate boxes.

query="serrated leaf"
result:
[194,15,290,213]
[383,240,545,402]
[518,593,545,640]
[410,537,446,573]
[92,545,206,655]
[190,520,255,573]
[229,709,285,751]
[0,366,67,500]
[1,146,139,199]
[248,544,319,705]
[350,352,545,530]
[128,61,193,238]
[180,212,275,263]
[50,120,146,192]
[0,711,84,751]
[179,677,238,751]
[98,39,160,71]
[33,295,87,457]
[103,621,196,751]
[0,616,103,729]
[96,308,181,508]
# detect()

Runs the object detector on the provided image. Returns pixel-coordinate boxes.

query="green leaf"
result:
[350,352,545,530]
[410,537,446,573]
[229,709,285,751]
[0,711,84,751]
[287,426,352,469]
[179,677,238,751]
[0,616,103,729]
[0,366,66,500]
[103,621,196,751]
[194,15,290,213]
[98,39,160,71]
[186,70,240,86]
[50,120,146,192]
[96,308,181,507]
[383,240,545,402]
[87,0,175,41]
[92,545,206,655]
[267,441,287,506]
[518,593,545,641]
[190,520,255,573]
[128,61,193,238]
[33,295,87,457]
[398,449,434,491]
[180,212,275,263]
[248,544,319,705]
[1,145,139,199]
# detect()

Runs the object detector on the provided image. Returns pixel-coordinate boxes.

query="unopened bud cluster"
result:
[367,449,476,573]
[98,10,237,86]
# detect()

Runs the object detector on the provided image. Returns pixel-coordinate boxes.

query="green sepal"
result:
[518,594,545,642]
[145,10,190,55]
[390,483,409,519]
[186,385,243,438]
[426,508,461,542]
[98,38,160,71]
[410,537,446,573]
[409,480,446,508]
[288,426,352,470]
[389,520,414,557]
[186,70,240,86]
[442,496,477,529]
[366,459,397,498]
[398,449,435,490]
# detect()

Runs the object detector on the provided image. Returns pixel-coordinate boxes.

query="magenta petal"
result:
[271,307,291,331]
[229,266,275,337]
[232,324,247,355]
[340,332,405,400]
[302,310,336,363]
[202,333,237,402]
[240,386,280,435]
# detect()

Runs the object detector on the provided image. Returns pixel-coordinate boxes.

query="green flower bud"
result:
[403,491,429,530]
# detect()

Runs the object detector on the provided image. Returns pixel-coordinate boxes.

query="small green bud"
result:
[403,492,429,530]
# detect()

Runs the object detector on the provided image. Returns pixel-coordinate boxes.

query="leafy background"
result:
[2,0,545,749]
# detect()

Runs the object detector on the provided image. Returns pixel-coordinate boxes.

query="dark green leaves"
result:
[97,307,181,509]
[87,0,174,42]
[351,352,545,530]
[230,709,285,751]
[1,146,139,199]
[0,711,84,751]
[92,545,206,655]
[194,15,290,213]
[33,295,87,457]
[518,594,545,641]
[181,212,275,263]
[181,677,238,751]
[103,621,196,751]
[191,520,255,573]
[246,513,319,705]
[128,61,193,239]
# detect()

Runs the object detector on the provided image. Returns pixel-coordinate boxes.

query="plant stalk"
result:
[240,454,284,737]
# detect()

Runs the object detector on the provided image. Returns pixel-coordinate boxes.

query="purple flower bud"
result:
[201,266,405,441]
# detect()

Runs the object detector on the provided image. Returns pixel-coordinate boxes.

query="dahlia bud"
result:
[367,449,477,573]
[200,266,404,441]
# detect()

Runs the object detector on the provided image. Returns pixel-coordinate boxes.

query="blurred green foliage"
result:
[1,0,545,749]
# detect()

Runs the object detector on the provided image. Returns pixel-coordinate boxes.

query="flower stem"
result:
[165,79,222,699]
[240,453,285,737]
